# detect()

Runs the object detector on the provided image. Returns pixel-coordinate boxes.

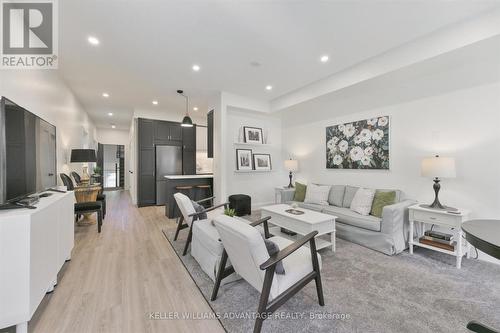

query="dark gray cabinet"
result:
[182,125,196,175]
[154,120,182,144]
[138,119,156,206]
[207,110,214,158]
[137,118,197,206]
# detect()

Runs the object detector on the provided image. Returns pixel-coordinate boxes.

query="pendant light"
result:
[177,90,194,127]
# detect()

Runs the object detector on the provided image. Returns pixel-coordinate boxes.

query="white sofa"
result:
[282,185,416,255]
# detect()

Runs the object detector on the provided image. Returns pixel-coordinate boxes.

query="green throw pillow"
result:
[293,182,307,202]
[370,191,396,218]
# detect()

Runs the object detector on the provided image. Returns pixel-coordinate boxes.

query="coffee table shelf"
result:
[269,226,334,251]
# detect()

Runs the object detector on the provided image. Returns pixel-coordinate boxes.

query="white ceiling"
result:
[58,0,500,129]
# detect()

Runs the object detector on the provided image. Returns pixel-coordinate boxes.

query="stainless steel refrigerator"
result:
[155,145,182,205]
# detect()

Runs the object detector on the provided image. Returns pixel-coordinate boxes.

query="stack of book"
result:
[419,230,455,251]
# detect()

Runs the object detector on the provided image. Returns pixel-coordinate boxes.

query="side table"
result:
[274,187,296,204]
[408,204,470,268]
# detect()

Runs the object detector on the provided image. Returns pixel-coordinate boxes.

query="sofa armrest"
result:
[381,199,417,236]
[281,189,296,203]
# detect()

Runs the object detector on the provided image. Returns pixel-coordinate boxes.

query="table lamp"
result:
[71,149,97,184]
[420,155,456,210]
[284,159,298,188]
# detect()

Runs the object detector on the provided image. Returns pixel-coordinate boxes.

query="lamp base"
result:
[81,166,90,184]
[287,171,294,188]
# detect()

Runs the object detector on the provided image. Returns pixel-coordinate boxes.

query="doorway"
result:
[99,144,125,190]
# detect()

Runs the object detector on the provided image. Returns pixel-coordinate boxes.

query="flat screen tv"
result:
[0,97,57,204]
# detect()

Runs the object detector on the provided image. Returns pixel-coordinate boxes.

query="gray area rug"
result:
[163,221,500,333]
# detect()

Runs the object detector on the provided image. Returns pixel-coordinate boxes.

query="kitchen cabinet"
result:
[207,110,213,158]
[182,125,196,175]
[137,118,197,206]
[138,118,155,206]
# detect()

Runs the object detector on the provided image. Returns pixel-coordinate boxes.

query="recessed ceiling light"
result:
[265,85,273,91]
[152,100,159,105]
[193,107,198,111]
[320,55,329,63]
[108,112,113,116]
[192,64,200,71]
[102,92,109,98]
[111,124,116,129]
[88,36,100,45]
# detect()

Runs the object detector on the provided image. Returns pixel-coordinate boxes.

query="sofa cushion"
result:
[293,182,307,202]
[304,183,331,206]
[370,190,396,217]
[322,206,381,232]
[342,185,359,208]
[377,188,402,202]
[296,202,324,212]
[328,185,345,207]
[350,188,376,216]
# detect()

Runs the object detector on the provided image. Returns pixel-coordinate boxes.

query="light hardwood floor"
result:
[10,190,225,333]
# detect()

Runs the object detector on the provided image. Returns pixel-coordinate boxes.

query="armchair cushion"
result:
[192,219,223,256]
[191,200,207,220]
[213,215,322,300]
[263,239,285,274]
[174,192,196,225]
[270,236,322,297]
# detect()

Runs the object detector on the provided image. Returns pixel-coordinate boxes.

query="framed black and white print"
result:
[236,149,253,170]
[326,116,390,169]
[253,153,272,171]
[243,126,263,144]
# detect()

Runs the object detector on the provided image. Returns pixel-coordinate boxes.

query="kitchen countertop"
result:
[164,174,213,180]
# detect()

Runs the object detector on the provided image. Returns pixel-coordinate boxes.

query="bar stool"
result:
[174,185,194,222]
[194,184,213,208]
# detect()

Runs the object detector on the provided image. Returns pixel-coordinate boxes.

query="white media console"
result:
[0,191,74,333]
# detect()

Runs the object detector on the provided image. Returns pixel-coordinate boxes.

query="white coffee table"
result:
[261,204,336,251]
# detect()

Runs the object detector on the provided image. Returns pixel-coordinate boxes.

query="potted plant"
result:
[224,208,236,217]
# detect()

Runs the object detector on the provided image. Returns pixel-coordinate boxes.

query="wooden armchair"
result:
[211,215,324,333]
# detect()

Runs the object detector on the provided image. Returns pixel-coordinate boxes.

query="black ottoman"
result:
[228,194,251,216]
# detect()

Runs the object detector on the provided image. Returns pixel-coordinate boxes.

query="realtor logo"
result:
[1,0,58,69]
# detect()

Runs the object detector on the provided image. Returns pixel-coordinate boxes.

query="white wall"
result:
[225,107,286,207]
[96,128,131,189]
[0,70,96,183]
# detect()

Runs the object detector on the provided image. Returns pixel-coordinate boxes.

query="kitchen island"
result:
[164,174,213,219]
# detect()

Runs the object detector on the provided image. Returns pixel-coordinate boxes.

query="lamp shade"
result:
[70,149,97,163]
[284,159,298,172]
[421,156,456,178]
[181,115,193,127]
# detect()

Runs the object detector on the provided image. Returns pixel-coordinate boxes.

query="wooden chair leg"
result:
[182,223,194,256]
[97,210,102,233]
[211,250,228,301]
[309,238,324,306]
[173,216,184,241]
[254,266,275,333]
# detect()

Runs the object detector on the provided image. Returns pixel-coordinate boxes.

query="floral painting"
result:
[326,116,390,169]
